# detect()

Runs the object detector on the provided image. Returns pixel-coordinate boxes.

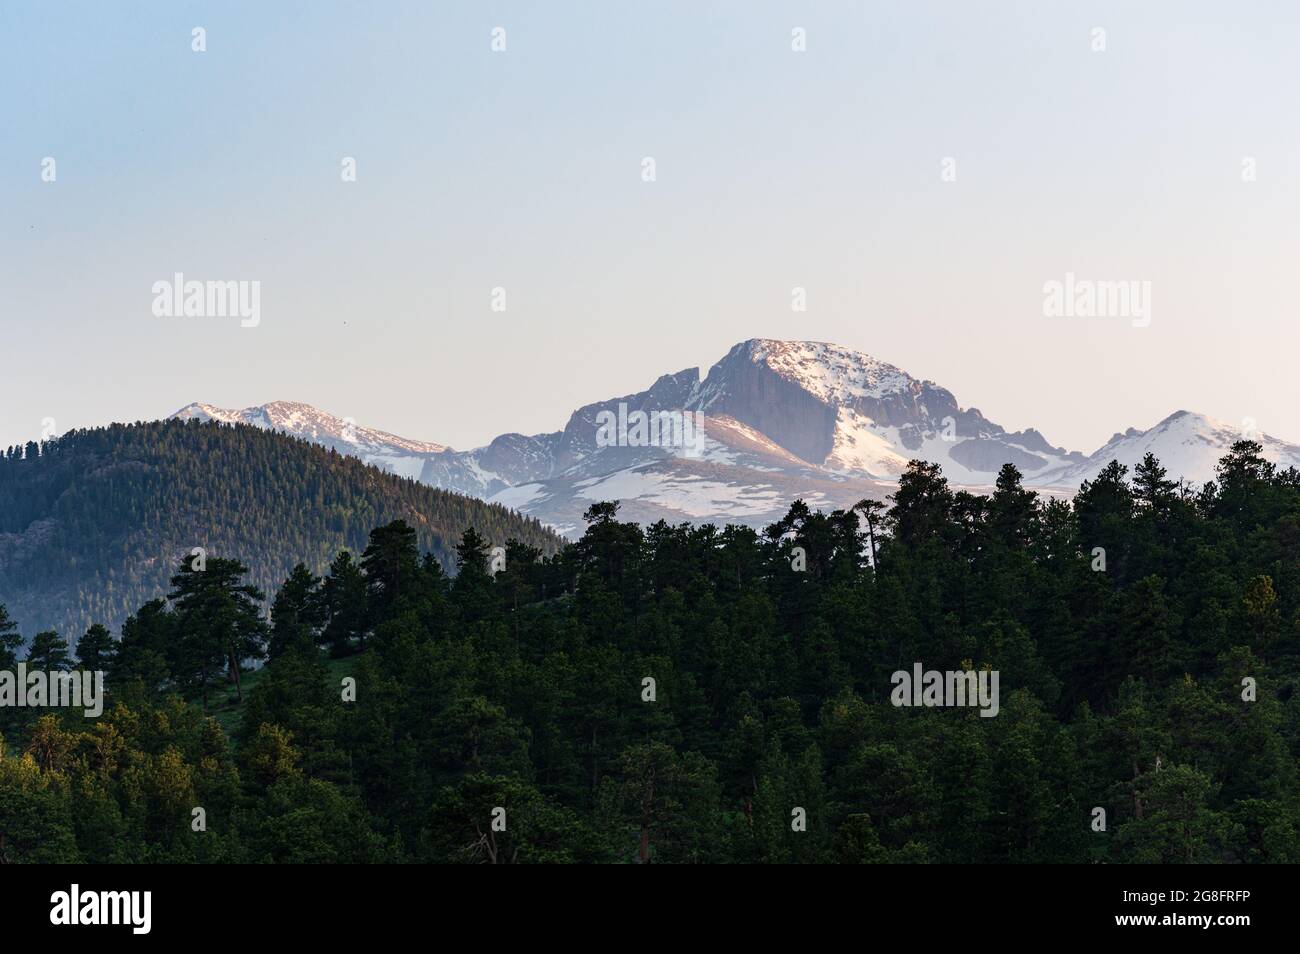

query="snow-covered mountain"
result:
[172,400,447,480]
[688,340,1086,483]
[171,340,1298,536]
[1034,410,1300,488]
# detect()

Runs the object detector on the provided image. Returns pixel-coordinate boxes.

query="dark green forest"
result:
[0,420,560,639]
[1,440,1298,863]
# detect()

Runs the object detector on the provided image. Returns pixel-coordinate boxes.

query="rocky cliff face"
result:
[691,342,839,464]
[688,340,1082,477]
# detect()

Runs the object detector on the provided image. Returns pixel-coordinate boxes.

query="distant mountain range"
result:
[174,338,1300,536]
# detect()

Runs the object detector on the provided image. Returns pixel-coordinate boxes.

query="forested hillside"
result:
[0,441,1298,863]
[0,420,560,640]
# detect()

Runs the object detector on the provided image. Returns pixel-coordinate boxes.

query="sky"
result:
[2,0,1297,455]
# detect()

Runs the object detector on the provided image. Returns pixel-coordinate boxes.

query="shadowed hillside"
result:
[0,419,561,641]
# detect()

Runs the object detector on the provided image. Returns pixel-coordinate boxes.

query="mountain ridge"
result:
[0,419,561,639]
[170,338,1300,535]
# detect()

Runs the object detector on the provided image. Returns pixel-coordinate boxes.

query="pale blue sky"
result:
[2,1,1297,454]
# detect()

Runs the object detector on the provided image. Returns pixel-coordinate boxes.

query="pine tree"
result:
[0,602,21,670]
[321,551,368,656]
[360,520,420,623]
[455,527,491,583]
[168,556,268,709]
[75,623,116,673]
[887,460,953,547]
[989,463,1038,548]
[852,498,886,568]
[269,564,324,659]
[26,631,71,671]
[1134,452,1177,510]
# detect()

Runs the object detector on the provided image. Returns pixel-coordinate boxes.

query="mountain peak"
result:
[1156,409,1200,427]
[1035,409,1300,488]
[725,338,918,405]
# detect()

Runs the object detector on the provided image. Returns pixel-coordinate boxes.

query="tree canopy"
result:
[1,442,1298,863]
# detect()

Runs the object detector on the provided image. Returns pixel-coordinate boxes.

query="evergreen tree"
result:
[168,556,268,709]
[74,623,116,673]
[454,526,492,588]
[360,520,420,623]
[0,603,21,670]
[1134,452,1178,511]
[25,631,72,671]
[321,551,368,656]
[988,463,1038,549]
[268,564,324,659]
